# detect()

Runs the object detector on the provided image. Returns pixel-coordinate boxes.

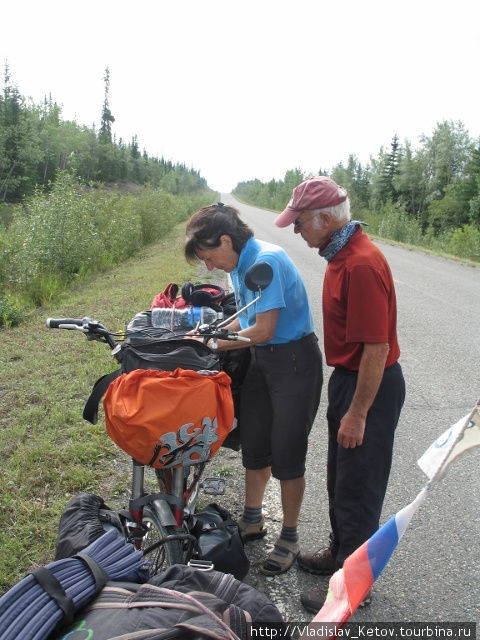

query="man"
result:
[274,176,405,612]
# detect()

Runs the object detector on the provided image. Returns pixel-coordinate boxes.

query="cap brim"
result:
[274,206,300,228]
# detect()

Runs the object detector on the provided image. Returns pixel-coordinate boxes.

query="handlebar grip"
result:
[46,318,84,328]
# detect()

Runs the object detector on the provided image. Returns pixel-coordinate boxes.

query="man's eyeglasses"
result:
[293,215,310,230]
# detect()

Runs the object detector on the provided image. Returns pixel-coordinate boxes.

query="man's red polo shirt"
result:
[322,228,400,370]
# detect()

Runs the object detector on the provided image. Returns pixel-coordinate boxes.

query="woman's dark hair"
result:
[184,203,253,263]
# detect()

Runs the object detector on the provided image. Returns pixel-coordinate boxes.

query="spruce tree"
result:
[380,134,400,202]
[99,66,115,144]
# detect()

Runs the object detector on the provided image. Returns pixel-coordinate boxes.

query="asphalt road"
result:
[218,193,480,628]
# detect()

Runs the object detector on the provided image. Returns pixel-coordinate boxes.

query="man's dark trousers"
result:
[326,362,406,568]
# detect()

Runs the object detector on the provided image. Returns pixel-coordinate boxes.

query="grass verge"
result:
[0,223,203,593]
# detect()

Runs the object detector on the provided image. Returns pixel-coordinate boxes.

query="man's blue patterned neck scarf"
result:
[319,220,366,262]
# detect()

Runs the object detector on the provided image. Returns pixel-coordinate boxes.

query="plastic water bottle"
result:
[151,306,222,329]
[188,306,222,326]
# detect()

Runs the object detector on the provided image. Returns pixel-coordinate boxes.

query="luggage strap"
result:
[32,567,75,625]
[75,552,109,596]
[83,370,121,424]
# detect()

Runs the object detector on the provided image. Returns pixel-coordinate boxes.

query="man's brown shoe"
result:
[297,548,336,575]
[301,582,372,614]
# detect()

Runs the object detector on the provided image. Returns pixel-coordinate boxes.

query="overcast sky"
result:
[2,0,479,192]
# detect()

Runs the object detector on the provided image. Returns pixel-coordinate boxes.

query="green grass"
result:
[0,223,201,592]
[214,465,234,477]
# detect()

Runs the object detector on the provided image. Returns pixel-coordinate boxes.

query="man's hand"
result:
[337,342,389,449]
[337,410,366,448]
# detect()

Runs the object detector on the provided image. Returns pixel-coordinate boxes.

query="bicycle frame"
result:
[129,462,200,527]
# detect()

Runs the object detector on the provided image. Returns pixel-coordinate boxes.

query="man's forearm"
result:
[350,342,390,417]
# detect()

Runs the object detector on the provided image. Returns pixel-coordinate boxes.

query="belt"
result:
[334,360,400,375]
[254,332,317,353]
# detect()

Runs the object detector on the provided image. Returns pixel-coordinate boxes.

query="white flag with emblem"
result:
[418,402,480,480]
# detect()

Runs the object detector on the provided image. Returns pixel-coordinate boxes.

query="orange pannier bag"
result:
[103,368,234,469]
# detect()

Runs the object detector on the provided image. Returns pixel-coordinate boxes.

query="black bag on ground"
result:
[190,503,250,581]
[150,564,287,634]
[55,493,127,560]
[53,564,288,640]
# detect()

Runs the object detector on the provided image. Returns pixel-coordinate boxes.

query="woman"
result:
[184,203,323,575]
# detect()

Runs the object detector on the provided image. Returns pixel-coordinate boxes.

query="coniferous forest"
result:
[0,66,207,203]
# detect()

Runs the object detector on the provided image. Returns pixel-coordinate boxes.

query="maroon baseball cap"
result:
[274,176,347,227]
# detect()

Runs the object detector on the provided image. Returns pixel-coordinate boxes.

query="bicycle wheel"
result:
[141,504,184,573]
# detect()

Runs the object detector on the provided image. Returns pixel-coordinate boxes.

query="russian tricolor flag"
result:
[311,488,428,626]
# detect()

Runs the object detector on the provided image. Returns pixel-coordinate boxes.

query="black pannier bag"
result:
[189,503,250,581]
[55,493,127,560]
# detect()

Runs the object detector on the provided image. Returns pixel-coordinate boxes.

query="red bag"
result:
[103,368,234,468]
[150,283,188,310]
[150,282,225,310]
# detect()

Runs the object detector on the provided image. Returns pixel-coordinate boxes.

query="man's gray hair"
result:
[312,195,351,222]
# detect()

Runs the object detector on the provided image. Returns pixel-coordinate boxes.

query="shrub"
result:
[377,201,423,245]
[90,191,142,266]
[135,189,175,245]
[0,214,27,290]
[17,173,104,287]
[427,192,467,233]
[0,172,216,312]
[0,296,22,328]
[0,203,16,230]
[443,224,480,262]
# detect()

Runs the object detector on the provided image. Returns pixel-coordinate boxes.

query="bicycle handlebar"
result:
[46,316,250,348]
[46,316,118,348]
[46,317,85,328]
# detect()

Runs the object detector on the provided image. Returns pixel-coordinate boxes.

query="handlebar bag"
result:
[103,368,234,468]
[118,338,220,373]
